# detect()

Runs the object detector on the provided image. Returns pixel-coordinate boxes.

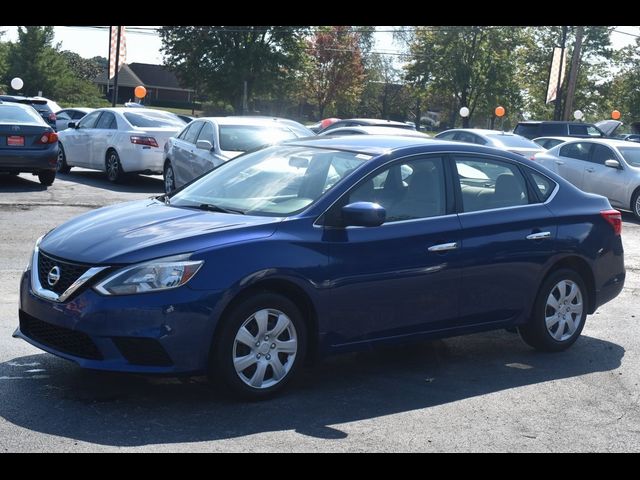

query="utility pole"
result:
[554,26,568,121]
[563,26,584,121]
[107,26,112,102]
[112,26,122,107]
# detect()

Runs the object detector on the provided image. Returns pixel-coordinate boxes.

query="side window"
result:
[177,124,191,140]
[559,142,592,161]
[348,156,446,223]
[587,126,603,137]
[56,111,71,121]
[95,111,116,129]
[590,144,616,165]
[437,131,457,141]
[71,110,87,120]
[527,169,556,202]
[196,122,215,144]
[184,121,204,144]
[456,132,478,144]
[78,111,101,129]
[455,156,528,212]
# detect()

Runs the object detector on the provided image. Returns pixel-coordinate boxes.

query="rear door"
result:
[171,121,203,185]
[453,154,558,326]
[553,141,593,188]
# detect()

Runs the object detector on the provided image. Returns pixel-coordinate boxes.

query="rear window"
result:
[0,105,47,125]
[486,133,540,148]
[568,124,603,137]
[219,125,297,152]
[123,111,185,128]
[29,103,53,115]
[514,124,542,138]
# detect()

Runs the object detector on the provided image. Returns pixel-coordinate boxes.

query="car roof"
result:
[533,136,575,141]
[94,107,180,116]
[517,120,593,125]
[553,137,638,148]
[58,107,94,113]
[438,128,522,138]
[322,126,431,137]
[282,134,522,158]
[0,102,38,111]
[339,118,410,126]
[193,116,309,127]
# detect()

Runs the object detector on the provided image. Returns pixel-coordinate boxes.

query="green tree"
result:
[60,51,103,82]
[517,26,614,121]
[405,26,524,128]
[160,26,309,113]
[0,31,8,93]
[302,26,366,118]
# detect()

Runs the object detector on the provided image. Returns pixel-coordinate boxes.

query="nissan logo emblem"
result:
[47,266,61,287]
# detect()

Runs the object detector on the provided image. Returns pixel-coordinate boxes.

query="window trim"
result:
[317,152,453,228]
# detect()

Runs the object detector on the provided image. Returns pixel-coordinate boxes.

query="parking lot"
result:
[0,170,639,452]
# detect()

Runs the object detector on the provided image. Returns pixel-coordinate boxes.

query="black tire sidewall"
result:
[632,190,640,220]
[164,163,175,194]
[522,268,588,351]
[106,150,122,182]
[38,170,55,186]
[56,144,70,173]
[212,292,307,400]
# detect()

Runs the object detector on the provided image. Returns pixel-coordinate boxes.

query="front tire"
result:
[38,170,56,186]
[56,144,71,173]
[211,292,307,400]
[164,162,176,194]
[519,269,587,352]
[105,150,124,183]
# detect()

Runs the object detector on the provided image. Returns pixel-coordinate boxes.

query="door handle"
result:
[555,160,565,165]
[526,231,551,240]
[586,167,595,172]
[428,242,458,252]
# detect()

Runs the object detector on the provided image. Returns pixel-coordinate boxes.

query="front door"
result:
[324,155,462,347]
[582,143,628,208]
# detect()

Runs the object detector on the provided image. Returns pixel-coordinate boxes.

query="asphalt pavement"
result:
[0,170,638,452]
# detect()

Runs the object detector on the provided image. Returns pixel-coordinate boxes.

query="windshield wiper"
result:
[195,203,246,215]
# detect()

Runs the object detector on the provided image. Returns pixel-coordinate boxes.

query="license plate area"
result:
[7,135,25,146]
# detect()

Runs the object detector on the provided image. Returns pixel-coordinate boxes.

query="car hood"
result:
[39,199,282,264]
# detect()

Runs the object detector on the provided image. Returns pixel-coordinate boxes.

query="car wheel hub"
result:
[545,279,583,342]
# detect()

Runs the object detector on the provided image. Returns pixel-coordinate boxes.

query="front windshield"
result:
[170,145,369,216]
[618,147,640,167]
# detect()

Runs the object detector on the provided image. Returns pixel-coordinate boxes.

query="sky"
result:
[0,26,638,65]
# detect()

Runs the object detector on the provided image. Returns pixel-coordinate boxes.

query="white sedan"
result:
[56,107,186,182]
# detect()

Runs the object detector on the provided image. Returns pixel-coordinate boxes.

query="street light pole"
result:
[112,26,122,107]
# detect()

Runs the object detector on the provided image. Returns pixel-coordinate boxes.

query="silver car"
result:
[535,138,640,219]
[163,117,311,193]
[435,128,544,159]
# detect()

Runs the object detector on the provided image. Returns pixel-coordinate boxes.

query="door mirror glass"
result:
[605,159,621,169]
[342,202,386,227]
[196,139,214,151]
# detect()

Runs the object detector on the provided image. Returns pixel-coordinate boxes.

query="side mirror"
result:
[196,139,214,151]
[68,122,76,129]
[605,159,621,169]
[342,202,386,227]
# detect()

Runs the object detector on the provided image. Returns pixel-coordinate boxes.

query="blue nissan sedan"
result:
[15,136,625,399]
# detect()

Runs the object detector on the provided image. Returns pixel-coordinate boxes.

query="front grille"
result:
[112,337,173,366]
[37,251,91,295]
[19,310,103,360]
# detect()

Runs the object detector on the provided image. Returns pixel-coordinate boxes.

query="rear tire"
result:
[56,144,71,174]
[105,150,124,183]
[631,189,640,220]
[210,292,307,400]
[164,162,176,194]
[519,268,587,352]
[38,170,56,187]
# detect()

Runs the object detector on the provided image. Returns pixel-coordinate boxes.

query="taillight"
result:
[130,136,159,147]
[36,132,58,144]
[48,112,57,122]
[601,209,622,235]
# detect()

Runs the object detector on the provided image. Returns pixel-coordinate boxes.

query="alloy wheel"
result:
[544,280,583,341]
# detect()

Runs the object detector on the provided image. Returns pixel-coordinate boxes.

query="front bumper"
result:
[16,270,224,374]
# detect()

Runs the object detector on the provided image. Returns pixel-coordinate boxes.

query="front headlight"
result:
[93,254,204,296]
[25,235,44,273]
